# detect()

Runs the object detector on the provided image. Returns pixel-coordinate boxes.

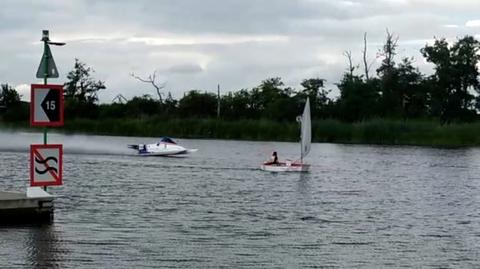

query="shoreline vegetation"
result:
[2,33,480,147]
[2,118,480,147]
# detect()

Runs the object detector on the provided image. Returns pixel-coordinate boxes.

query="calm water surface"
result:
[0,131,479,268]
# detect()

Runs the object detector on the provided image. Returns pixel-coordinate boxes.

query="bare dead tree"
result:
[130,71,166,103]
[343,50,355,78]
[363,32,370,80]
[377,29,399,74]
[361,32,379,81]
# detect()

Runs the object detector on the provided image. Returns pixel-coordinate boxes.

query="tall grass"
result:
[3,117,480,146]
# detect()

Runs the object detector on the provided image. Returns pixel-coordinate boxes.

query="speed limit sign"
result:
[30,84,64,127]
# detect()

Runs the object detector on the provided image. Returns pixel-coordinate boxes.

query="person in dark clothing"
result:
[265,151,279,165]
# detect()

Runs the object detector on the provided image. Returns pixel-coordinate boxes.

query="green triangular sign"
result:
[36,45,59,78]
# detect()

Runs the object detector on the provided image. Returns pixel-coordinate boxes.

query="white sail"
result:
[300,98,311,159]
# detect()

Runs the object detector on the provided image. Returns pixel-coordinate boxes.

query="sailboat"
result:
[260,98,311,172]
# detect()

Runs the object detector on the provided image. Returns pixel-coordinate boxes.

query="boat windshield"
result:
[160,137,176,144]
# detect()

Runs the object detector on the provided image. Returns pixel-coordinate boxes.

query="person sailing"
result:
[265,151,279,165]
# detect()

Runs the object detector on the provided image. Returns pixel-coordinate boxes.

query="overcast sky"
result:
[1,0,480,102]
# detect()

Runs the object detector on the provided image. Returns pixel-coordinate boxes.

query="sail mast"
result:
[300,119,303,163]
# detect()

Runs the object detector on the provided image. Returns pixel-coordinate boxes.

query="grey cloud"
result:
[166,64,204,74]
[1,0,479,103]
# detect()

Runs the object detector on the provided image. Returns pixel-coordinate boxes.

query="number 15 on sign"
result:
[30,84,64,127]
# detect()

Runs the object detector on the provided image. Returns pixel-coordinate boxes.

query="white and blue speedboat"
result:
[128,137,197,156]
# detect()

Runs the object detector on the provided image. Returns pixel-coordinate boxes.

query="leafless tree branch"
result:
[343,50,354,78]
[363,32,370,81]
[130,71,166,103]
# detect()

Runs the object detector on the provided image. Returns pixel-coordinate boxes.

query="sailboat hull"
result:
[260,162,310,172]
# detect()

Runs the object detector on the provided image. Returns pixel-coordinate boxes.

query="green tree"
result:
[163,92,178,116]
[263,96,298,121]
[421,36,480,122]
[221,89,253,119]
[64,59,106,104]
[300,78,332,118]
[376,30,402,117]
[64,59,106,119]
[250,77,294,119]
[125,94,160,118]
[0,84,27,122]
[0,84,21,107]
[336,73,380,122]
[396,58,428,118]
[178,90,217,118]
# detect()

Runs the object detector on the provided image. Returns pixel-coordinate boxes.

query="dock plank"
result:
[0,191,27,200]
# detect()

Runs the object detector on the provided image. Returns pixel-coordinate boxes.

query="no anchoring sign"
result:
[30,144,63,187]
[30,84,64,127]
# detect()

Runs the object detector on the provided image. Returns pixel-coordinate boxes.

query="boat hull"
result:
[129,142,197,156]
[260,162,310,172]
[137,148,198,156]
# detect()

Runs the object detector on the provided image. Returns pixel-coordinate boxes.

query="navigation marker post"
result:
[0,30,66,224]
[32,30,66,192]
[36,30,65,146]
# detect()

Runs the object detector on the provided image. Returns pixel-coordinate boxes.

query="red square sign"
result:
[30,144,63,186]
[30,84,64,127]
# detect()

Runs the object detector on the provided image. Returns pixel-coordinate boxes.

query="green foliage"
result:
[18,117,477,146]
[421,36,480,123]
[178,90,217,118]
[65,99,100,120]
[300,78,332,119]
[61,118,295,141]
[337,74,380,121]
[376,30,402,117]
[0,84,21,107]
[396,58,428,118]
[63,59,106,120]
[0,84,26,122]
[1,102,28,122]
[125,95,160,117]
[3,34,480,147]
[221,89,253,119]
[314,119,352,142]
[64,59,106,104]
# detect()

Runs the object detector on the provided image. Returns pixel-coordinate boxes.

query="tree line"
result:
[1,32,480,124]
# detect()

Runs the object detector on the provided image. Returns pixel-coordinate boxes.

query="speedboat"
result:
[128,137,197,156]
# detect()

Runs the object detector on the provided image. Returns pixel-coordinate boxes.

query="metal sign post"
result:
[36,30,64,145]
[31,30,66,191]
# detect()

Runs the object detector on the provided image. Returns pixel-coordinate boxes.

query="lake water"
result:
[0,131,479,268]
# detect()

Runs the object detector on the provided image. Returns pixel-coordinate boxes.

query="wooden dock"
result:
[0,188,54,224]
